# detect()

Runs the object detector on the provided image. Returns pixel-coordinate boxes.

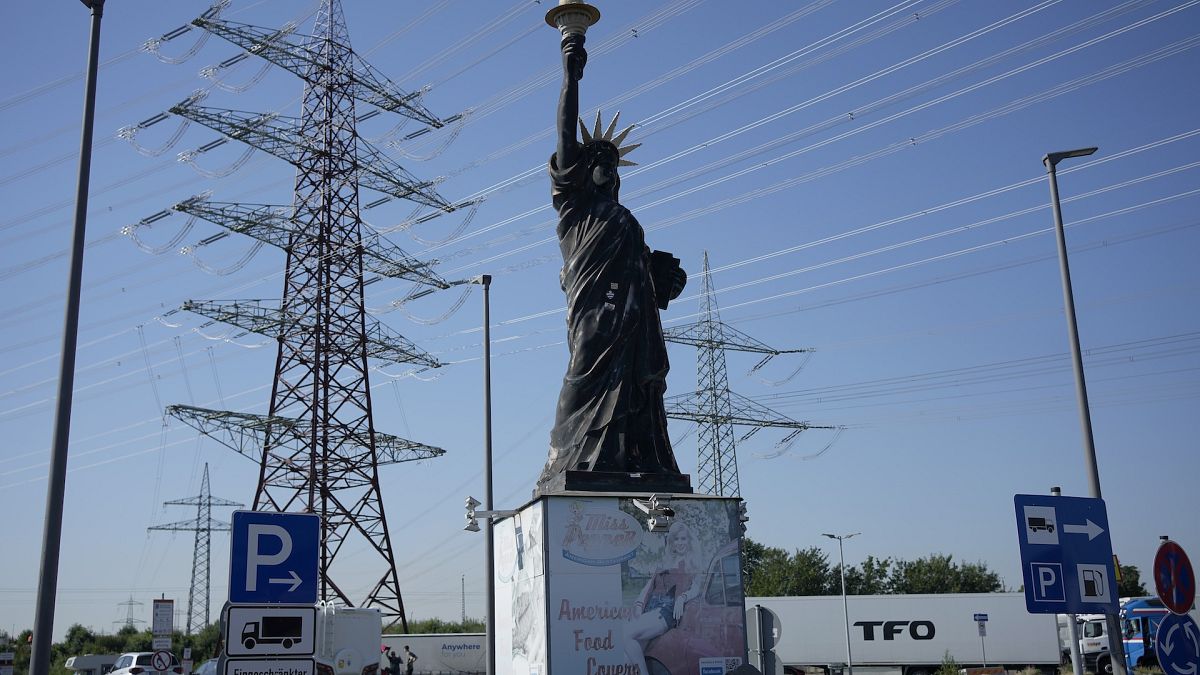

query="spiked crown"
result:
[579,110,640,167]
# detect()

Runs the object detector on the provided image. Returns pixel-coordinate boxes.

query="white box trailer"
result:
[314,602,383,675]
[379,634,485,675]
[64,654,119,675]
[747,593,1061,675]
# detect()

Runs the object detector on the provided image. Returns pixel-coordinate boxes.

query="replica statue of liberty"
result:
[536,6,691,496]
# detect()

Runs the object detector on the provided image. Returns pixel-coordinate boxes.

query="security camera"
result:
[633,495,673,532]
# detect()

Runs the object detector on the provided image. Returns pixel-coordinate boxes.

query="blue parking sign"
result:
[229,511,319,604]
[1029,562,1065,602]
[1014,494,1119,614]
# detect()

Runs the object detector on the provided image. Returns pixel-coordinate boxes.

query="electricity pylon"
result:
[665,252,834,497]
[115,597,145,629]
[159,0,457,629]
[148,464,242,635]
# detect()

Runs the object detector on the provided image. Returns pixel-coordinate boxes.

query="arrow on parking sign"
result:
[269,570,303,592]
[1062,519,1105,540]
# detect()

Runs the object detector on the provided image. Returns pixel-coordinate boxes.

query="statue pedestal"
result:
[492,491,747,675]
[536,470,693,496]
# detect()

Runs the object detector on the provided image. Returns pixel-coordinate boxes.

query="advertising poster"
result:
[546,495,746,675]
[494,500,548,675]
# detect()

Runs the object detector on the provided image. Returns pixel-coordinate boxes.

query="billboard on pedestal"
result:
[495,495,746,675]
[495,499,549,675]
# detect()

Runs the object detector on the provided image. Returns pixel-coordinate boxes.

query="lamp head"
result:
[1044,147,1098,168]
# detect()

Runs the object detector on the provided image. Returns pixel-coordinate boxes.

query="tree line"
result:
[3,543,1150,675]
[741,538,1149,597]
[0,623,222,675]
[0,616,487,675]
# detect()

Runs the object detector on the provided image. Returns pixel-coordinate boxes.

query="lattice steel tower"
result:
[161,0,457,629]
[148,464,242,634]
[665,252,832,497]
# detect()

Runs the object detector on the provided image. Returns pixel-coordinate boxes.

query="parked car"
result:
[193,659,218,675]
[109,652,182,675]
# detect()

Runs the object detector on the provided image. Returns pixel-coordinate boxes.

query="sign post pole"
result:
[974,614,988,667]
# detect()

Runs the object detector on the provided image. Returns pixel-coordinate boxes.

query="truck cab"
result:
[1080,596,1199,675]
[1075,614,1109,673]
[1119,596,1176,672]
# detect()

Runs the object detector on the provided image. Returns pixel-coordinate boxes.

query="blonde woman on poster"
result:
[623,521,703,672]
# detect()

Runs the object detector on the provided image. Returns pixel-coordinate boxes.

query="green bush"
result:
[936,650,960,675]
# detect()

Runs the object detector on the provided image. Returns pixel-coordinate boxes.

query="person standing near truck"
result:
[385,649,401,675]
[403,646,417,675]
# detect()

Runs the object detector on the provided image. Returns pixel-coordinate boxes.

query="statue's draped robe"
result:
[539,150,681,486]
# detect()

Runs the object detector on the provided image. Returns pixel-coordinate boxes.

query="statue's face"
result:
[590,145,620,197]
[592,164,614,186]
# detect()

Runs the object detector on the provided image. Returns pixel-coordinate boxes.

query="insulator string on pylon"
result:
[188,240,265,276]
[389,110,471,161]
[395,284,473,325]
[141,1,230,65]
[404,199,482,247]
[178,142,257,178]
[751,351,813,386]
[124,212,198,255]
[201,58,274,94]
[119,116,191,157]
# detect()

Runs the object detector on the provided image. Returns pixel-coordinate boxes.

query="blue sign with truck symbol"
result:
[1014,494,1119,614]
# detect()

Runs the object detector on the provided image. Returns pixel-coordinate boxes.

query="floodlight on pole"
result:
[1042,146,1127,675]
[823,532,860,675]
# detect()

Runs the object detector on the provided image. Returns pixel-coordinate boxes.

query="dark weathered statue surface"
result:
[535,29,691,496]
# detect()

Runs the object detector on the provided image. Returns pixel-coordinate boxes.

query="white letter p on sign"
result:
[246,523,292,591]
[1038,565,1057,596]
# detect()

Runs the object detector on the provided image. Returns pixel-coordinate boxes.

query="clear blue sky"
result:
[3,0,1198,639]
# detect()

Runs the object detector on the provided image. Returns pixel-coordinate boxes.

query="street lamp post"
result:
[480,275,495,675]
[31,4,105,675]
[823,532,860,675]
[1043,147,1127,675]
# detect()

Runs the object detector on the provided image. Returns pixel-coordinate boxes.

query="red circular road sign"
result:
[1154,539,1196,615]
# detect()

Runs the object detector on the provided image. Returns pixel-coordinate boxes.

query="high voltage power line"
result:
[3,178,1198,425]
[4,2,1195,480]
[3,0,1191,311]
[6,4,1197,632]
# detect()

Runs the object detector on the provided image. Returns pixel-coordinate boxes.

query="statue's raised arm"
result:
[557,33,587,171]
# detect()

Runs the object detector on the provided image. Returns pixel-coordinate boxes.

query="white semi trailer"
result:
[746,593,1061,675]
[379,634,485,675]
